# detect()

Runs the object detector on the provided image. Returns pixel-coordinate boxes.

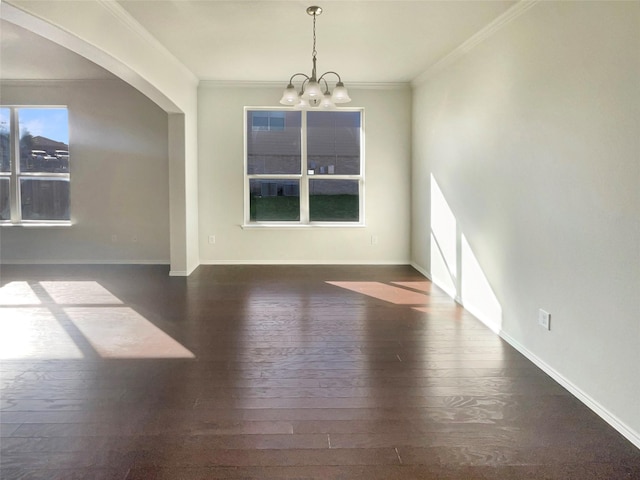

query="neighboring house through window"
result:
[245,108,363,225]
[251,111,286,132]
[0,107,70,224]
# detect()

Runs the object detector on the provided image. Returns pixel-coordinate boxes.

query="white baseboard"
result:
[410,262,432,280]
[0,259,168,265]
[170,263,199,277]
[200,260,411,266]
[499,330,640,450]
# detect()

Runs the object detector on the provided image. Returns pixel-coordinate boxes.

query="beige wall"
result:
[412,1,640,443]
[0,80,170,264]
[198,84,412,264]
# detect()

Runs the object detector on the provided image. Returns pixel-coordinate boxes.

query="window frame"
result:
[0,105,71,226]
[243,107,365,227]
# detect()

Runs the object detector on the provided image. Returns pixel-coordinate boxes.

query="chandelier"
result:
[279,6,351,109]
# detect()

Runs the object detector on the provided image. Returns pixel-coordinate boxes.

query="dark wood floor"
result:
[1,264,638,479]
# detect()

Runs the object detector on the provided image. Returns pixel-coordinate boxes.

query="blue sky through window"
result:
[0,108,9,135]
[18,108,69,145]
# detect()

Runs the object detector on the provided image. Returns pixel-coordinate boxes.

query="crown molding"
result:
[412,0,538,86]
[96,0,199,86]
[199,80,410,90]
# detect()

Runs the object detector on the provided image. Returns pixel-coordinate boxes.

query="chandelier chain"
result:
[312,12,317,60]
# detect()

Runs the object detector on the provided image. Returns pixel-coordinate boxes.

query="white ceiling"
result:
[1,0,516,84]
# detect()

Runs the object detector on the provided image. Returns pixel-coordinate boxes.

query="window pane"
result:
[0,178,9,220]
[0,108,9,173]
[20,178,70,221]
[309,179,359,222]
[249,179,300,221]
[269,113,285,131]
[247,110,301,174]
[307,111,360,175]
[18,108,70,173]
[252,112,270,131]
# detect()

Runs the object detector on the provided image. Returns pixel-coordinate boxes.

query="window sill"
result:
[241,223,365,229]
[0,222,73,228]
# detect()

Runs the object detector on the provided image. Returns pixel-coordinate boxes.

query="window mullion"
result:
[300,111,309,223]
[10,107,20,223]
[247,174,301,180]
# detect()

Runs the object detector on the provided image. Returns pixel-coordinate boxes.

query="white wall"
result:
[198,84,411,264]
[0,80,170,264]
[412,1,640,444]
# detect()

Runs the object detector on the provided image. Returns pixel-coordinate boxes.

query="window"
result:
[245,108,363,225]
[0,107,70,224]
[251,111,286,132]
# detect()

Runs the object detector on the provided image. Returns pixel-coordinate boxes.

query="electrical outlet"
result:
[208,235,216,245]
[538,309,551,330]
[370,235,378,245]
[111,234,118,243]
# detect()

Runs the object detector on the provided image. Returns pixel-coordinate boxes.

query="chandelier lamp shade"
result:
[280,6,351,109]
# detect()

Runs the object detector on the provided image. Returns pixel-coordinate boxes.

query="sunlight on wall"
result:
[461,234,503,333]
[430,234,457,298]
[430,173,503,332]
[0,281,194,359]
[430,175,457,297]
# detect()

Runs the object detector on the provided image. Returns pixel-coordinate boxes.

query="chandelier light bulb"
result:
[302,80,322,100]
[320,93,335,109]
[331,82,351,104]
[294,97,310,110]
[279,84,299,105]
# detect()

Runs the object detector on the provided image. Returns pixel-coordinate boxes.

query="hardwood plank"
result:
[124,465,489,480]
[0,467,129,480]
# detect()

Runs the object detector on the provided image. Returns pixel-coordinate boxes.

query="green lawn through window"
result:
[250,194,358,222]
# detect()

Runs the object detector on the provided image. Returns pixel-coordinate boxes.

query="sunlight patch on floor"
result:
[0,281,42,305]
[40,281,123,304]
[326,281,428,305]
[66,307,195,358]
[0,308,84,359]
[0,280,194,360]
[391,281,431,293]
